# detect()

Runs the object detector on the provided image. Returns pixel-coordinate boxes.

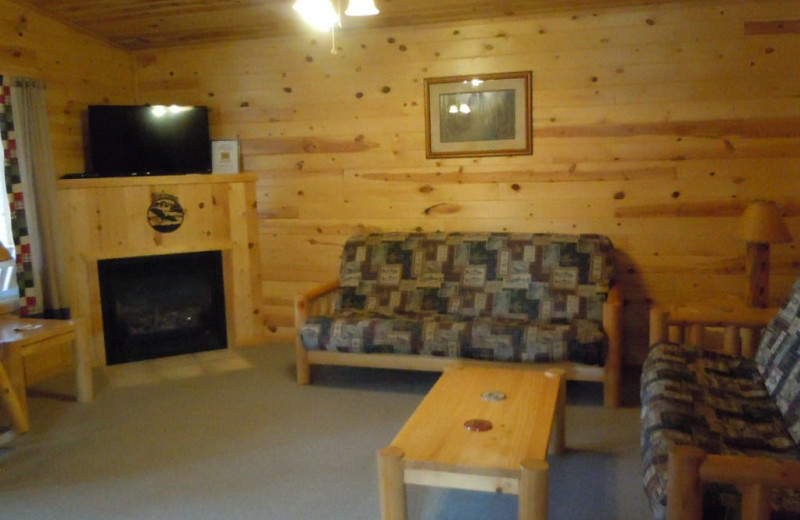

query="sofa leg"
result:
[297,361,310,385]
[603,378,620,408]
[667,445,705,520]
[603,362,622,408]
[602,287,623,408]
[295,343,311,385]
[546,369,566,456]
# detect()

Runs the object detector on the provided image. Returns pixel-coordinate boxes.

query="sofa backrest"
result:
[756,275,800,443]
[338,232,615,324]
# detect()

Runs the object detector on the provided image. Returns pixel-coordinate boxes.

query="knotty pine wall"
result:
[0,0,135,381]
[134,0,800,364]
[0,0,136,174]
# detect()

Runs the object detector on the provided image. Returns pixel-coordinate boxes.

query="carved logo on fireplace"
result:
[147,192,185,233]
[98,251,227,365]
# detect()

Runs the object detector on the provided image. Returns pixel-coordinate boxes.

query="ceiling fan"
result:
[293,0,379,32]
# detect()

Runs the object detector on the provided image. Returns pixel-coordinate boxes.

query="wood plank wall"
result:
[4,0,800,366]
[0,0,135,382]
[133,0,800,364]
[0,0,136,174]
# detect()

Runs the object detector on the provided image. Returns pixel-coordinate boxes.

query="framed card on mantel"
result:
[424,71,532,159]
[212,139,240,174]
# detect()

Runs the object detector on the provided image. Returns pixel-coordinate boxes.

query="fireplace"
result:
[98,251,228,365]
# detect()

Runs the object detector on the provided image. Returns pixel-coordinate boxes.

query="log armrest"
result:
[294,280,341,384]
[667,445,800,520]
[649,299,777,358]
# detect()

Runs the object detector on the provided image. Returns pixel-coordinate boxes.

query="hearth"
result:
[98,251,227,365]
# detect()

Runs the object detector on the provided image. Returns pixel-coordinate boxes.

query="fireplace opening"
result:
[98,251,228,365]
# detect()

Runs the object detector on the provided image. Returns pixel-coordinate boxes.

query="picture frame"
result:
[424,71,532,159]
[211,139,240,174]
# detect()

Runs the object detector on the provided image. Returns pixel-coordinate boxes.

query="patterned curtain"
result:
[0,75,43,316]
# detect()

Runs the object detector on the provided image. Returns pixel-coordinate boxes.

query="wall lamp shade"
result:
[345,0,379,16]
[736,200,791,244]
[0,245,10,262]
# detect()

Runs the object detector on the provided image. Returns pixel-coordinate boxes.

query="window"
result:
[0,158,18,303]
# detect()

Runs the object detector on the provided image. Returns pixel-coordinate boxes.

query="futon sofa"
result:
[295,232,623,407]
[641,277,800,520]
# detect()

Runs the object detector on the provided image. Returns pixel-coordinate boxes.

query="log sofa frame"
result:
[295,280,624,408]
[647,301,800,520]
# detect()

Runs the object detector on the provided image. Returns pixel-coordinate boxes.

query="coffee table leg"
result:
[377,446,407,520]
[519,458,549,520]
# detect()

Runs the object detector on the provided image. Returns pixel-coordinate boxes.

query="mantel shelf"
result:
[79,241,235,261]
[57,173,256,190]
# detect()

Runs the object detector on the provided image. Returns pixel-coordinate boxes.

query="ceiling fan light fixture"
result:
[293,0,340,31]
[345,0,380,16]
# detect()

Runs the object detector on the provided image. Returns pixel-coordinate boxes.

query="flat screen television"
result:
[86,104,212,177]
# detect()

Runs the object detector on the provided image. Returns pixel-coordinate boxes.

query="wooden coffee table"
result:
[377,365,566,520]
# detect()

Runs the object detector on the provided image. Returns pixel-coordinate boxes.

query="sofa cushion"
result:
[756,276,800,445]
[299,311,607,365]
[641,342,800,520]
[338,232,614,323]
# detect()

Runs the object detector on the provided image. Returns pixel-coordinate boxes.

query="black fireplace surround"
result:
[98,251,227,365]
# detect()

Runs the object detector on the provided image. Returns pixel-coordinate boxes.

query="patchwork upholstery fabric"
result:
[756,276,800,445]
[300,313,606,365]
[299,232,614,365]
[641,342,800,520]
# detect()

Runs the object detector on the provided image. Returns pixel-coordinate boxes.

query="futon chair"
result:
[641,277,800,520]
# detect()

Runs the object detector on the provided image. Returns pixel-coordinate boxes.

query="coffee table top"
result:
[390,365,562,473]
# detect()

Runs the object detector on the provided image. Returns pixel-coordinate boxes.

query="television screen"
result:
[87,105,212,177]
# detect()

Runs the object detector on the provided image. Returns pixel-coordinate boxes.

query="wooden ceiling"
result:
[13,0,686,50]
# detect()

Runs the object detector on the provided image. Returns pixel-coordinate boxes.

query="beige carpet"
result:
[0,344,651,519]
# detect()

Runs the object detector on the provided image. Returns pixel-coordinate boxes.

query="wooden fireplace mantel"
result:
[58,173,265,367]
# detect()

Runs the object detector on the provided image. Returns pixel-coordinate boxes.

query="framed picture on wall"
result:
[424,71,532,159]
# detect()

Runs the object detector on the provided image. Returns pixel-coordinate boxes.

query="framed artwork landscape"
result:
[424,71,532,159]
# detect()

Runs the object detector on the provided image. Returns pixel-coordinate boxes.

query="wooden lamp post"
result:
[736,200,791,308]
